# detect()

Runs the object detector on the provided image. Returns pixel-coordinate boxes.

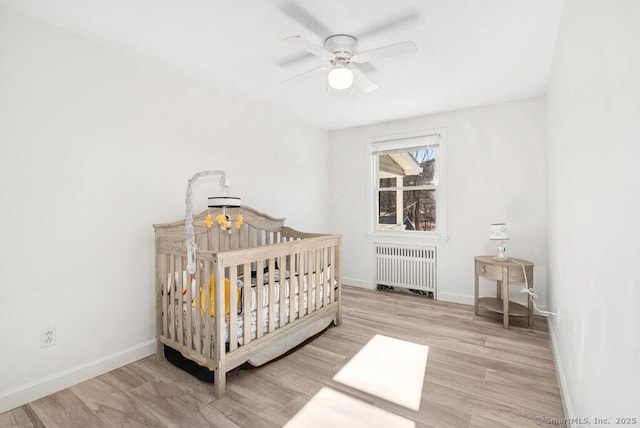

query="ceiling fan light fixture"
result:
[327,66,354,90]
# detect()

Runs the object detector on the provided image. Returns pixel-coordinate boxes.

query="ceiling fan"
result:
[279,3,418,93]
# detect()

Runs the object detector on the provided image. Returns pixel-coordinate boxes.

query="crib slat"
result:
[185,261,193,350]
[229,267,238,352]
[336,238,343,325]
[169,256,176,341]
[203,261,212,359]
[178,257,185,345]
[155,251,163,359]
[279,255,286,328]
[207,224,213,253]
[242,263,251,346]
[213,261,226,399]
[322,246,329,307]
[315,249,321,311]
[240,224,247,250]
[327,245,336,303]
[248,225,255,248]
[231,224,239,250]
[288,253,295,324]
[268,257,276,333]
[306,251,312,316]
[224,229,231,252]
[161,254,168,340]
[297,253,303,321]
[194,263,202,354]
[200,229,208,252]
[256,259,264,339]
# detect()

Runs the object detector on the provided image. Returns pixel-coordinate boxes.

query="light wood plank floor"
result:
[0,286,565,428]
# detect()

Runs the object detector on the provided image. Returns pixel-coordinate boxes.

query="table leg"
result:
[474,273,479,315]
[527,267,534,327]
[502,269,509,328]
[496,280,502,300]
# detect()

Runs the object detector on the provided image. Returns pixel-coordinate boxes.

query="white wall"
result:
[546,0,640,420]
[0,6,329,412]
[329,98,546,306]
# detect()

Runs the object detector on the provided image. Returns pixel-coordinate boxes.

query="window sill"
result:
[366,231,449,244]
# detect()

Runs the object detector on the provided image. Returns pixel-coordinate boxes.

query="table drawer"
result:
[475,260,503,280]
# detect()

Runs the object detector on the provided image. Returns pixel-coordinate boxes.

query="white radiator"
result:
[375,243,437,296]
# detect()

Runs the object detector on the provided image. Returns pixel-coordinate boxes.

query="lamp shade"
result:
[327,67,354,90]
[208,196,241,208]
[489,223,509,240]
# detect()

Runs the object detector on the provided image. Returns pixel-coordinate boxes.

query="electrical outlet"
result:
[41,327,56,347]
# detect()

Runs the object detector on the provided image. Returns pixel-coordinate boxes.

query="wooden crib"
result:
[154,206,341,398]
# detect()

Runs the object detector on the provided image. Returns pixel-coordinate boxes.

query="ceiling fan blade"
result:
[285,36,334,60]
[351,66,378,93]
[281,66,329,84]
[280,2,332,38]
[355,62,377,76]
[276,51,315,68]
[352,41,417,64]
[356,10,419,39]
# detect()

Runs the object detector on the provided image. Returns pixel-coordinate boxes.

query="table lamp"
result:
[489,223,510,261]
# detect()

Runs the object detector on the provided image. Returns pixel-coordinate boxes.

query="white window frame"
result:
[367,128,448,241]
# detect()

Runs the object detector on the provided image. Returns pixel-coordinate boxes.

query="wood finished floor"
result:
[0,286,565,428]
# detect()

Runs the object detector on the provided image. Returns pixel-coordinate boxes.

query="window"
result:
[369,130,447,238]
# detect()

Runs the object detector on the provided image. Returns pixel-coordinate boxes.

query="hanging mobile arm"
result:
[184,170,229,274]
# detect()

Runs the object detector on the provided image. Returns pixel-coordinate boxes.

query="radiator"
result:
[375,243,437,295]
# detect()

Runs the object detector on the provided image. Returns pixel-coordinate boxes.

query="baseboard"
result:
[341,285,476,306]
[342,277,376,290]
[0,339,156,414]
[436,292,474,305]
[342,280,548,311]
[548,324,574,426]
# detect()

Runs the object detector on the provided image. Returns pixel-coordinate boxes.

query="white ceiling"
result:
[0,0,564,130]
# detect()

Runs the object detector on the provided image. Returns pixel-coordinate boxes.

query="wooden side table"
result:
[474,256,534,328]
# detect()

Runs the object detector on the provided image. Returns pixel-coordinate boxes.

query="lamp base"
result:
[493,243,508,262]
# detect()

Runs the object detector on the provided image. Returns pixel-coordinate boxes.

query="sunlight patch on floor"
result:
[283,387,415,428]
[332,334,429,411]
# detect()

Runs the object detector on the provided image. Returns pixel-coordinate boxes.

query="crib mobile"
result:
[181,170,243,303]
[184,170,242,275]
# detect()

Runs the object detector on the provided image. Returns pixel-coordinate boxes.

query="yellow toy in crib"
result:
[216,214,231,230]
[198,274,240,316]
[235,214,244,229]
[204,214,213,228]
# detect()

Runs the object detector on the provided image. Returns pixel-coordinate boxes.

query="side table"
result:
[474,256,534,328]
